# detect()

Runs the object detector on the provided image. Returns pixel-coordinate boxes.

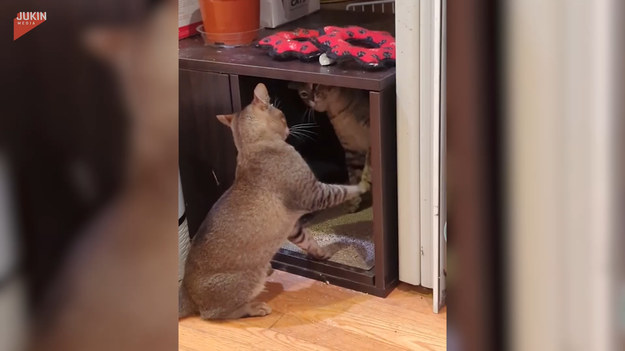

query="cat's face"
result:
[217,83,289,148]
[292,83,339,112]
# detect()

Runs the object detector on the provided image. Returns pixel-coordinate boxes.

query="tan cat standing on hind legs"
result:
[289,83,372,212]
[179,83,366,320]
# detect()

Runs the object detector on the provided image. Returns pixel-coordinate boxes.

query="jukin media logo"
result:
[14,12,47,41]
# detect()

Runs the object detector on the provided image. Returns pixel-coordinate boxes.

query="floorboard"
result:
[179,270,446,350]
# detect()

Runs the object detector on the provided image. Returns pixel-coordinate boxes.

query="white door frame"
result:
[431,0,445,313]
[396,0,446,312]
[396,0,422,287]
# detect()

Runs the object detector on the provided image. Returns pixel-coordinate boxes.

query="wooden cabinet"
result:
[179,10,398,296]
[179,70,237,236]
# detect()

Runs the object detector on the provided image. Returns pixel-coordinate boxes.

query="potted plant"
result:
[197,0,260,46]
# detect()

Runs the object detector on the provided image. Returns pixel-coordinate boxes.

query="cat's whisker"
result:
[289,124,319,136]
[290,122,318,129]
[288,128,306,138]
[288,132,306,142]
[297,134,315,142]
[299,110,309,122]
[289,130,315,142]
[274,97,282,109]
[306,108,315,122]
[291,124,317,129]
[290,128,318,136]
[300,108,309,122]
[290,125,317,130]
[288,133,303,142]
[289,129,317,138]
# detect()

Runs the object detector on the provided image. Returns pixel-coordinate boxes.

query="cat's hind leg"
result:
[200,301,271,319]
[178,285,198,318]
[197,271,270,319]
[289,222,330,260]
[204,301,271,319]
[247,302,272,317]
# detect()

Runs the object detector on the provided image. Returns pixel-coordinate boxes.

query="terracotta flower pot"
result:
[198,0,260,46]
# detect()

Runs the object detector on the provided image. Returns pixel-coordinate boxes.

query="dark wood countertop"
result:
[179,10,396,91]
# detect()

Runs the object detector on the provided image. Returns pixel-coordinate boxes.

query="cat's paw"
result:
[266,266,274,277]
[248,302,272,317]
[357,180,370,194]
[345,195,362,213]
[308,246,332,260]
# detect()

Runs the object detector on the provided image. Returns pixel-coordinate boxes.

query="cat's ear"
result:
[252,83,270,108]
[216,113,235,127]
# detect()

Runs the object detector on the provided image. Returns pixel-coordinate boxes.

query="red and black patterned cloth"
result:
[256,25,396,70]
[256,28,322,61]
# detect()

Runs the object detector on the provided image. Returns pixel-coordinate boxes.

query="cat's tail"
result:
[178,285,197,319]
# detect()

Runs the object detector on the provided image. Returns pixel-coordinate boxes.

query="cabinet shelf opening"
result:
[238,76,375,271]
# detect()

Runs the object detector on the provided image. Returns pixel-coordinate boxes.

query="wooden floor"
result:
[179,270,446,350]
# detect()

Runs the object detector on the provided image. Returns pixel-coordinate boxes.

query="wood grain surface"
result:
[179,271,446,350]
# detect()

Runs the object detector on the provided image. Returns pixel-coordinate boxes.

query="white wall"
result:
[396,0,421,286]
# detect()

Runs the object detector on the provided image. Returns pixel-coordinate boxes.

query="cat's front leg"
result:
[358,153,372,193]
[345,150,366,185]
[345,191,363,213]
[288,222,330,260]
[303,182,362,212]
[345,151,371,213]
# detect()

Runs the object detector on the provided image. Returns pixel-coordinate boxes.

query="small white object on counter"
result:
[319,53,336,66]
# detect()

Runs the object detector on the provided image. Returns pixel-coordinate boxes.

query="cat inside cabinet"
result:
[237,76,377,273]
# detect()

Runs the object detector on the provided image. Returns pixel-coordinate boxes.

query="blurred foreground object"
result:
[0,154,28,351]
[447,0,623,349]
[14,1,179,351]
[506,0,623,350]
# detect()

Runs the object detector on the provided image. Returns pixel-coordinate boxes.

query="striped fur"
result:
[290,83,373,211]
[179,83,363,320]
[288,222,330,260]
